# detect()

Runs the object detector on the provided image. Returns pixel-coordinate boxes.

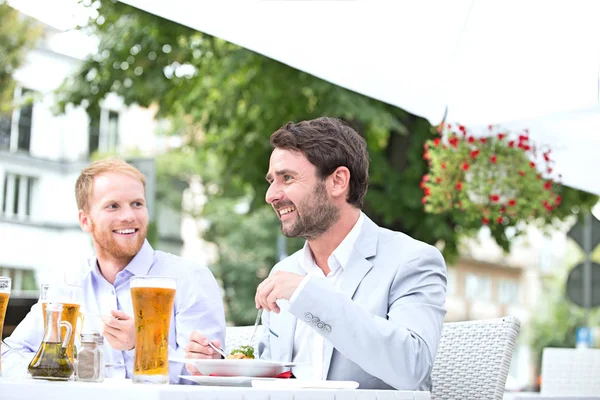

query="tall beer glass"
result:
[40,283,83,363]
[131,276,176,384]
[0,276,11,377]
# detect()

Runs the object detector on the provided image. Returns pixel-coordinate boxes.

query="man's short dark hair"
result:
[270,117,369,208]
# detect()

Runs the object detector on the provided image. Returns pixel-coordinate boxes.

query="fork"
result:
[249,308,263,344]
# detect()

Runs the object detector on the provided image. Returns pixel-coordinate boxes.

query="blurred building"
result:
[448,223,578,390]
[0,20,184,335]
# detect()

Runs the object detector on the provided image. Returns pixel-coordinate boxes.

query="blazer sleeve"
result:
[287,244,447,389]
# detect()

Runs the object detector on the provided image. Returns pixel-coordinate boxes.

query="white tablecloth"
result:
[0,378,431,400]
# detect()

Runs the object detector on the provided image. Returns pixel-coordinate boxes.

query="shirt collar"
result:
[331,212,364,271]
[90,239,154,278]
[300,212,365,274]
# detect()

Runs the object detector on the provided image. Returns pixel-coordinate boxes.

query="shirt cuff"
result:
[289,274,312,305]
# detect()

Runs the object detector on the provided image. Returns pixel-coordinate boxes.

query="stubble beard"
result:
[91,221,147,261]
[281,181,340,241]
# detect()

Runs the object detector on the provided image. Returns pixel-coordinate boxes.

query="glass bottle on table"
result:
[40,283,83,364]
[28,302,74,381]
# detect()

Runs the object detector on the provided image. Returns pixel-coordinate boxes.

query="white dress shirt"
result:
[288,213,364,379]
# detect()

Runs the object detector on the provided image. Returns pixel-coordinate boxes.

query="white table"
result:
[0,378,431,400]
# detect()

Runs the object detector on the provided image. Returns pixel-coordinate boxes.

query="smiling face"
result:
[265,148,339,240]
[78,172,148,262]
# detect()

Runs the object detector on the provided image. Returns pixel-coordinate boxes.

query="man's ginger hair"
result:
[75,157,146,211]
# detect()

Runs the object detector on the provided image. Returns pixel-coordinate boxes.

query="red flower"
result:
[543,200,553,211]
[456,182,463,190]
[490,155,497,163]
[543,152,551,162]
[482,217,490,225]
[518,170,525,177]
[479,138,487,144]
[433,138,441,146]
[459,125,466,134]
[467,136,475,143]
[420,181,426,189]
[441,163,446,169]
[508,199,516,207]
[508,141,515,148]
[544,181,552,190]
[462,163,470,171]
[496,217,504,224]
[500,206,507,213]
[449,136,459,148]
[421,197,427,204]
[530,161,536,168]
[423,151,430,160]
[497,133,505,140]
[490,194,500,202]
[547,167,553,174]
[422,174,430,182]
[555,195,562,205]
[424,187,431,196]
[436,177,442,183]
[470,149,480,159]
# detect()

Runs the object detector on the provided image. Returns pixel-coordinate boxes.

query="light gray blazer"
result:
[258,214,447,390]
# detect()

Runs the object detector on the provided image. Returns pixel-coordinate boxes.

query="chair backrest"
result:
[431,316,521,400]
[225,325,264,355]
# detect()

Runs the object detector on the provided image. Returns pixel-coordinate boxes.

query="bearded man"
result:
[185,117,447,390]
[2,158,225,383]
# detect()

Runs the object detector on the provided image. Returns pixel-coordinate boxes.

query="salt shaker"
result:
[76,332,104,382]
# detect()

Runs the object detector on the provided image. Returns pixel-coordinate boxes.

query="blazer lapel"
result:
[323,215,379,379]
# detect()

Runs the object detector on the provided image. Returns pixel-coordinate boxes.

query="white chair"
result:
[431,316,521,400]
[225,325,264,355]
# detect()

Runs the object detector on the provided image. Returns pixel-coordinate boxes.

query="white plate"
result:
[180,375,274,387]
[171,358,295,378]
[251,379,360,389]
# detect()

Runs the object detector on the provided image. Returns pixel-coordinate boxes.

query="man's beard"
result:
[280,181,340,240]
[91,221,146,261]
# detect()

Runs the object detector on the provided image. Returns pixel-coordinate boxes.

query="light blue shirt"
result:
[2,240,226,383]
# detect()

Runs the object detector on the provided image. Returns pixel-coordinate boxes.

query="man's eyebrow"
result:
[265,169,297,182]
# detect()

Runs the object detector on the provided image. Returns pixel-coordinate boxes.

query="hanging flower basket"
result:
[421,124,562,226]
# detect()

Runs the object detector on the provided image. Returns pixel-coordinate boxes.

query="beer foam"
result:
[130,276,176,289]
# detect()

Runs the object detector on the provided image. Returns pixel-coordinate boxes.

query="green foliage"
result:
[0,2,42,112]
[57,1,599,323]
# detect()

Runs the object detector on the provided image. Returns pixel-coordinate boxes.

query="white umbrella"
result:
[119,0,600,194]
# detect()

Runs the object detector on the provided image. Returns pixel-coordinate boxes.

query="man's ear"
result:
[329,166,351,199]
[79,209,93,233]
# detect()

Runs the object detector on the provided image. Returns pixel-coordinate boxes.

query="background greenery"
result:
[51,1,598,326]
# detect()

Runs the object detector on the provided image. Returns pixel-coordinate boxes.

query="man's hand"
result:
[184,331,222,374]
[255,271,304,313]
[101,310,135,351]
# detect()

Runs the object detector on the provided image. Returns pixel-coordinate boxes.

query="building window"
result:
[1,173,36,218]
[0,88,33,153]
[498,279,520,305]
[0,267,37,294]
[0,113,11,149]
[88,109,120,156]
[465,273,492,301]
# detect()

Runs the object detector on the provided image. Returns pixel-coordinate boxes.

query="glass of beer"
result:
[40,283,83,364]
[131,276,176,384]
[0,276,11,377]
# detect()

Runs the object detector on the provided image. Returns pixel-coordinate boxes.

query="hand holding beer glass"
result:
[131,276,176,384]
[40,283,83,364]
[0,276,11,377]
